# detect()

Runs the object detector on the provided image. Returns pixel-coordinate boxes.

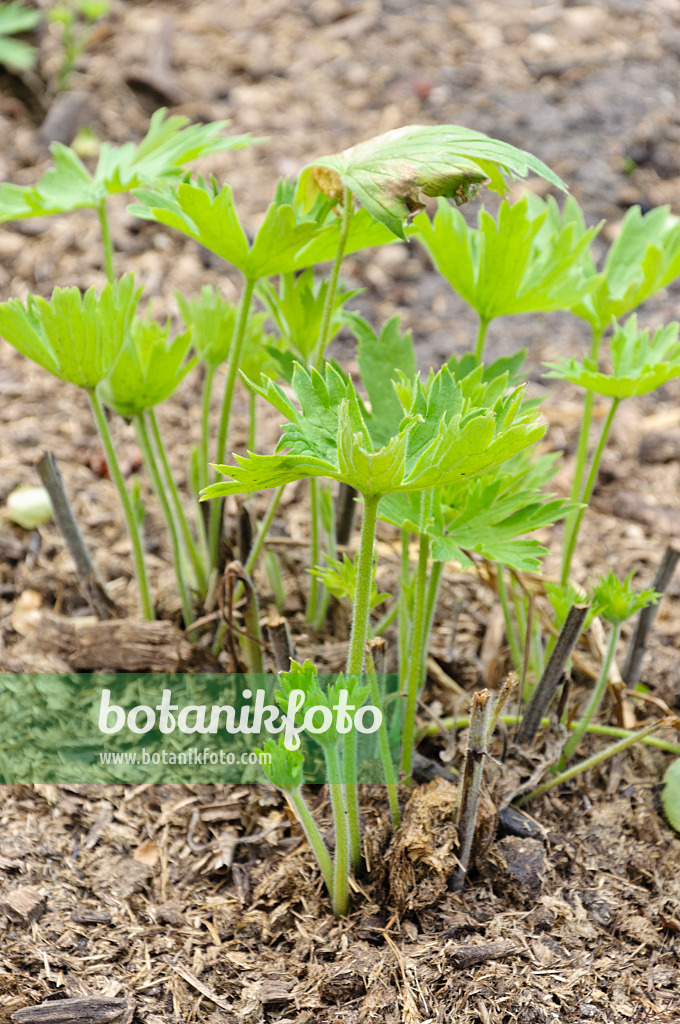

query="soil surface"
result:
[1,2,680,1022]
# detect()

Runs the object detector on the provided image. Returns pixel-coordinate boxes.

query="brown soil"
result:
[1,2,680,1022]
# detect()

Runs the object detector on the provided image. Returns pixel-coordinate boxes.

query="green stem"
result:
[247,389,257,454]
[209,275,257,568]
[561,620,621,765]
[148,409,207,597]
[518,721,662,804]
[288,787,334,896]
[88,389,154,620]
[343,492,380,867]
[306,477,322,624]
[401,500,432,781]
[367,667,401,828]
[497,564,522,670]
[398,529,411,679]
[313,186,354,367]
[473,316,490,363]
[420,560,443,683]
[419,713,680,755]
[372,599,398,637]
[560,327,603,586]
[200,364,215,493]
[346,494,381,675]
[324,744,350,916]
[134,413,193,629]
[97,201,115,285]
[560,396,620,587]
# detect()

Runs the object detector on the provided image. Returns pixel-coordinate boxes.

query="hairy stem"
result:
[306,477,322,624]
[346,493,381,675]
[324,743,350,916]
[288,787,334,896]
[199,364,215,493]
[88,389,154,620]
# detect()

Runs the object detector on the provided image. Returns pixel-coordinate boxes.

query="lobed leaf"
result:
[98,315,196,416]
[0,274,142,389]
[411,194,599,321]
[544,316,680,398]
[297,124,566,239]
[0,110,257,221]
[573,205,680,332]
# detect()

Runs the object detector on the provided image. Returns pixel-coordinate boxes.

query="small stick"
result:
[450,690,490,893]
[622,545,679,686]
[515,603,589,744]
[36,452,118,620]
[450,678,515,892]
[266,616,294,672]
[335,482,357,546]
[236,500,254,564]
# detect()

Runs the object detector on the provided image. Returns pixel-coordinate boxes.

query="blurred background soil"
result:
[1,2,680,1021]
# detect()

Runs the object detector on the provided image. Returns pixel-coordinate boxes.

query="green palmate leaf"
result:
[544,316,680,397]
[310,553,390,609]
[258,268,361,366]
[297,124,566,239]
[177,285,280,378]
[351,313,417,445]
[545,581,597,628]
[0,274,141,389]
[98,314,196,416]
[0,1,40,70]
[411,194,599,320]
[573,205,680,332]
[591,570,658,626]
[132,177,394,279]
[203,359,545,501]
[661,758,680,834]
[0,110,258,221]
[176,285,236,369]
[379,451,573,571]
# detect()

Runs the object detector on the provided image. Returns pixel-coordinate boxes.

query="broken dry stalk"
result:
[36,452,118,620]
[622,545,679,686]
[516,603,589,744]
[450,679,515,891]
[266,616,294,672]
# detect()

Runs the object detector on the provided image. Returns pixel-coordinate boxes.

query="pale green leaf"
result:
[411,194,599,321]
[0,274,142,389]
[99,315,196,415]
[544,316,680,397]
[573,205,680,332]
[298,124,566,239]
